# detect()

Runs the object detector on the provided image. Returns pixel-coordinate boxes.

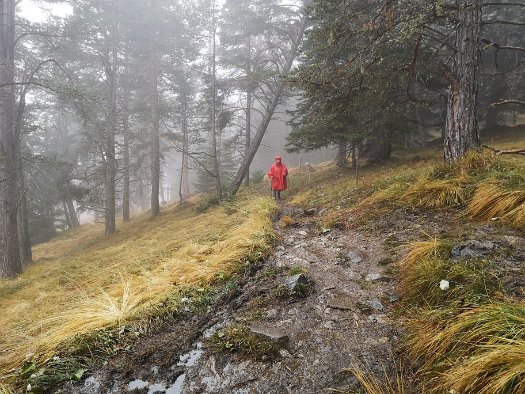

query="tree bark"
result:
[66,196,80,228]
[150,70,161,216]
[336,140,348,168]
[443,0,482,163]
[122,96,130,223]
[229,19,306,196]
[210,5,222,198]
[244,35,252,187]
[0,0,22,278]
[179,103,190,203]
[63,200,73,229]
[104,0,119,236]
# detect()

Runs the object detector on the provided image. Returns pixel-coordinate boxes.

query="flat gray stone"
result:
[347,251,363,264]
[249,323,289,343]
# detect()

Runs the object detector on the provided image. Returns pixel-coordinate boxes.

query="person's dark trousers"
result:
[272,190,281,200]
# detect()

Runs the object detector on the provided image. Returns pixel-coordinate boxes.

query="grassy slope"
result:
[0,192,275,383]
[2,126,525,393]
[287,126,525,393]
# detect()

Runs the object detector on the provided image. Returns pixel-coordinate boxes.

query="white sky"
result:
[18,1,72,23]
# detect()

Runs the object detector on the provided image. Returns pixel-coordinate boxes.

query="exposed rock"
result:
[304,208,317,217]
[347,251,363,264]
[285,273,311,295]
[366,299,384,311]
[266,309,278,319]
[249,323,289,345]
[365,273,391,283]
[450,239,499,259]
[297,230,308,236]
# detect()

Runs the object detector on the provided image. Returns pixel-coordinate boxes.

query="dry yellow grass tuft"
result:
[348,362,411,394]
[403,178,471,207]
[0,194,275,374]
[407,301,525,393]
[468,180,525,230]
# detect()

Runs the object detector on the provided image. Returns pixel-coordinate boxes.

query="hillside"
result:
[2,127,525,393]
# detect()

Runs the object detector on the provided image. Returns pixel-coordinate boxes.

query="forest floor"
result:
[60,176,525,393]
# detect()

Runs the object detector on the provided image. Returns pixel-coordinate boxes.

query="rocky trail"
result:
[63,202,402,394]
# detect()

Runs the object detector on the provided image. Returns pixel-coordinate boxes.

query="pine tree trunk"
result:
[104,0,119,236]
[336,141,348,168]
[443,0,481,163]
[63,200,73,229]
[244,35,252,187]
[150,74,161,216]
[122,98,130,223]
[229,19,306,196]
[210,8,222,198]
[179,104,190,203]
[0,0,22,278]
[66,197,80,228]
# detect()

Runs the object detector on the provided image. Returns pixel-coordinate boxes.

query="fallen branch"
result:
[483,145,525,156]
[490,99,525,107]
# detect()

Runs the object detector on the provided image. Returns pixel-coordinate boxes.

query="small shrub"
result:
[251,170,266,185]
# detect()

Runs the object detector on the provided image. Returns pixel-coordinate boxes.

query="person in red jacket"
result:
[267,155,288,200]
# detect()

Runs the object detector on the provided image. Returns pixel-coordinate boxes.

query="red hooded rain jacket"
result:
[268,157,288,191]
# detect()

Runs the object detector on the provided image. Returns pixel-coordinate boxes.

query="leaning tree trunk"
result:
[0,0,22,279]
[229,18,306,196]
[443,0,482,163]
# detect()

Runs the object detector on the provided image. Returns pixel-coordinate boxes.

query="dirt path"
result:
[64,203,402,394]
[177,204,401,394]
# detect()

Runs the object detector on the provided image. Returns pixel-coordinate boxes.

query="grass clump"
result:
[469,179,525,230]
[207,323,281,361]
[398,239,500,307]
[407,301,525,393]
[347,362,411,394]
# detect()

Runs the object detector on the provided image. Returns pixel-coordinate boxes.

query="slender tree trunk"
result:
[104,0,120,236]
[17,182,32,265]
[443,0,482,163]
[244,35,252,187]
[351,143,357,169]
[122,97,130,223]
[336,140,347,168]
[150,73,161,216]
[179,103,190,203]
[0,0,22,278]
[15,80,32,265]
[229,19,306,196]
[63,200,73,229]
[66,196,80,228]
[210,7,222,198]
